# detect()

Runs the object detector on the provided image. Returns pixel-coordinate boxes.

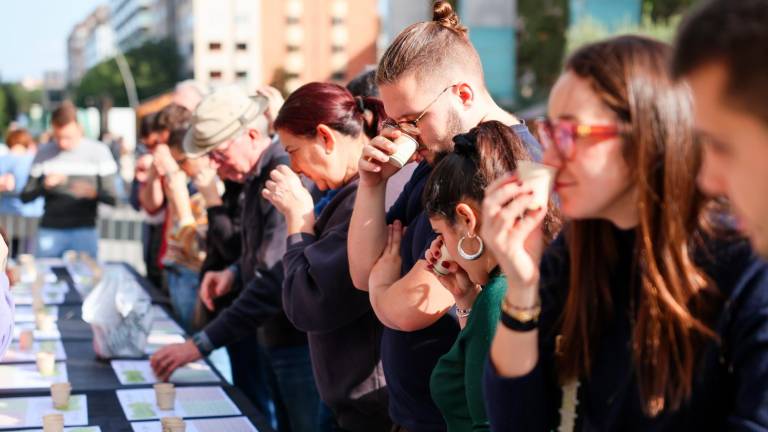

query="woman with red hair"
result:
[262,82,392,431]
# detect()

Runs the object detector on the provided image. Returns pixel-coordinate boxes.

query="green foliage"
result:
[74,38,181,107]
[643,0,699,21]
[566,12,683,54]
[0,88,7,139]
[516,0,569,108]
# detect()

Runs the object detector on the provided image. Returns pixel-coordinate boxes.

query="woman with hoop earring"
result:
[383,120,559,431]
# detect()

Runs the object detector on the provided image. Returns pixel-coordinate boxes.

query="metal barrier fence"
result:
[0,205,146,275]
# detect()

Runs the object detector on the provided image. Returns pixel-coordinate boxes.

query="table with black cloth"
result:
[1,263,273,432]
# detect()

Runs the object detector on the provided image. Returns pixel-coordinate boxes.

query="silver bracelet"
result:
[456,305,471,318]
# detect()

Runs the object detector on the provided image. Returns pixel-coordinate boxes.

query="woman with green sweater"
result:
[394,121,557,430]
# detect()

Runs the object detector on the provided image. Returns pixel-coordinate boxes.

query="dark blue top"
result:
[384,123,542,431]
[483,228,768,431]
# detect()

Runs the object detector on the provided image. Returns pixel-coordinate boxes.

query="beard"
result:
[425,107,465,165]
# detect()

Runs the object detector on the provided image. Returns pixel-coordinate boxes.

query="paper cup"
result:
[36,312,56,332]
[19,329,34,351]
[42,413,64,432]
[50,382,72,409]
[161,416,186,432]
[433,244,452,276]
[516,161,556,210]
[387,135,418,169]
[154,383,176,410]
[36,352,56,376]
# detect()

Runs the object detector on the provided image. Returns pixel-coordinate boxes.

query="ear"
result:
[316,124,337,155]
[454,202,479,235]
[455,83,474,109]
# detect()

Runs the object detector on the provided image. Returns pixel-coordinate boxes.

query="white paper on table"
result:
[150,306,171,321]
[130,416,258,432]
[10,427,101,432]
[13,306,59,323]
[13,281,69,295]
[0,362,68,390]
[12,291,67,306]
[111,360,220,385]
[150,319,184,336]
[12,322,61,341]
[143,333,185,355]
[0,394,88,429]
[116,386,241,421]
[1,340,67,363]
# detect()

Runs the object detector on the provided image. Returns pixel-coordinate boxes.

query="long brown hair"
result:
[557,35,721,416]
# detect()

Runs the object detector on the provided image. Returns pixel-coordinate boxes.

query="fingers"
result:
[199,275,215,311]
[362,144,391,165]
[482,179,530,218]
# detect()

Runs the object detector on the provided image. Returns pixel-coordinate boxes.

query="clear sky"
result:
[0,0,103,82]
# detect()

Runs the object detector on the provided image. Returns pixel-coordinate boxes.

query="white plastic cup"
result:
[36,352,56,376]
[154,383,176,410]
[433,244,452,276]
[387,134,418,168]
[516,161,556,210]
[50,382,72,409]
[36,312,56,332]
[42,413,64,432]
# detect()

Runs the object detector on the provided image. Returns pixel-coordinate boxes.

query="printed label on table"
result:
[116,386,241,421]
[12,291,67,306]
[0,394,88,429]
[149,319,184,336]
[0,362,68,390]
[1,340,67,363]
[12,322,61,341]
[10,427,101,432]
[143,333,185,355]
[111,360,220,385]
[13,306,59,323]
[130,416,258,432]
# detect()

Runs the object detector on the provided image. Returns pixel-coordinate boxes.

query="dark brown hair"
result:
[423,120,560,241]
[51,101,78,128]
[152,104,191,133]
[559,35,721,416]
[376,1,481,86]
[672,0,768,125]
[274,82,387,140]
[5,129,34,150]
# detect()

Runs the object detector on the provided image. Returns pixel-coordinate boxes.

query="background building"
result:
[67,5,115,85]
[110,0,173,52]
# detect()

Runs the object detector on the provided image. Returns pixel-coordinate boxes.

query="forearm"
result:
[165,173,194,225]
[97,174,118,205]
[20,175,43,203]
[368,260,455,331]
[348,183,388,290]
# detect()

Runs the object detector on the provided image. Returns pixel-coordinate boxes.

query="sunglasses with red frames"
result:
[534,118,620,160]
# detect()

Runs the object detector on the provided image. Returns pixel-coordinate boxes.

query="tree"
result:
[75,38,181,107]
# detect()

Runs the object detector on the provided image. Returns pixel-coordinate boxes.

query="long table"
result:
[0,262,273,431]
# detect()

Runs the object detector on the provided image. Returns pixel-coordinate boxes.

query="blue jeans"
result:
[164,264,200,332]
[36,227,99,259]
[266,344,324,432]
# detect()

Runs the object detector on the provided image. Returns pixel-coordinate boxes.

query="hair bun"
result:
[432,1,468,36]
[452,131,478,157]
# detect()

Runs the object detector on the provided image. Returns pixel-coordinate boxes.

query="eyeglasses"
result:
[534,118,620,160]
[209,129,244,162]
[383,84,457,136]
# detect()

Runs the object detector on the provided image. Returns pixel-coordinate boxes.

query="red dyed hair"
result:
[275,82,387,140]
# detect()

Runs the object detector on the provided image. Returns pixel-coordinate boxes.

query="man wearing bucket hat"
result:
[150,86,321,432]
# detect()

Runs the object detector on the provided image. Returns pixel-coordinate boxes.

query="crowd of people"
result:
[2,0,768,430]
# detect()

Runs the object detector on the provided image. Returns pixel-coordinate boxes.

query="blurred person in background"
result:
[173,80,206,113]
[131,113,165,289]
[0,228,13,358]
[673,0,768,260]
[21,101,117,258]
[155,128,222,331]
[0,129,44,256]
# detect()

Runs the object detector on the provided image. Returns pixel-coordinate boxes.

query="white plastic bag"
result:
[82,266,154,358]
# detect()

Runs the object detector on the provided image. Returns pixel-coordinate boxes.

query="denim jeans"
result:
[164,264,200,332]
[36,227,99,259]
[227,336,275,425]
[266,344,324,432]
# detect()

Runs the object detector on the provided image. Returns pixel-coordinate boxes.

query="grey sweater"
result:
[282,177,390,431]
[21,138,117,228]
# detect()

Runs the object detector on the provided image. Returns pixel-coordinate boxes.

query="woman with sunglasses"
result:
[261,82,392,431]
[481,35,768,430]
[414,121,559,431]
